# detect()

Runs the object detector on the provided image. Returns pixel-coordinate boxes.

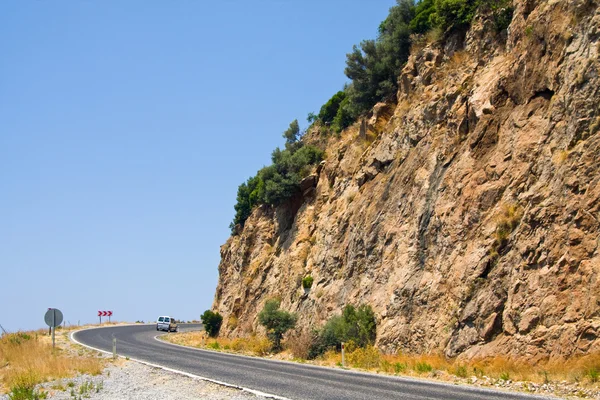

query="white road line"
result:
[69,328,291,400]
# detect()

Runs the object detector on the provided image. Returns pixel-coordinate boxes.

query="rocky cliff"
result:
[213,0,600,361]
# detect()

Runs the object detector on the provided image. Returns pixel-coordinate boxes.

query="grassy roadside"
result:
[0,324,125,398]
[161,331,600,398]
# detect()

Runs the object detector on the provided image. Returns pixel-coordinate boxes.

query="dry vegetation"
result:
[162,331,600,393]
[161,331,271,356]
[0,329,106,397]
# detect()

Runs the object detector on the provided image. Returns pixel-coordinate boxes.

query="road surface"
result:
[73,324,555,400]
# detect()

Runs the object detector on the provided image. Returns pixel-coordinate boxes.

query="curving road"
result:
[73,325,556,400]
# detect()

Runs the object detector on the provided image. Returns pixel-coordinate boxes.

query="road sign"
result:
[44,308,63,327]
[44,308,63,349]
[98,310,113,324]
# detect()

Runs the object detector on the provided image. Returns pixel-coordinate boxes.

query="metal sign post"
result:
[44,308,63,349]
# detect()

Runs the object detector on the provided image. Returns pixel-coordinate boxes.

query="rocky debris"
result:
[214,0,600,362]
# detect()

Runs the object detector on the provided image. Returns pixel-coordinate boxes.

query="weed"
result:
[208,341,220,350]
[8,384,46,400]
[525,26,533,38]
[490,203,523,258]
[394,362,408,374]
[500,371,510,381]
[454,365,468,378]
[587,367,599,383]
[347,346,381,369]
[415,362,433,374]
[67,382,75,388]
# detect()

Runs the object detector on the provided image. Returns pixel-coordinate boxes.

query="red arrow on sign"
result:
[103,311,108,316]
[107,311,112,317]
[98,311,102,316]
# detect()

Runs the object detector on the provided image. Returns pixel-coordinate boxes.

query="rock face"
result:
[214,0,600,360]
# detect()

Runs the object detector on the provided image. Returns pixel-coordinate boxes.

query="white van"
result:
[156,316,178,332]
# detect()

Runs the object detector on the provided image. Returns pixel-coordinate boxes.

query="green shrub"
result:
[8,384,46,400]
[308,304,377,359]
[230,140,323,232]
[347,345,381,369]
[332,96,357,133]
[258,299,297,352]
[430,0,477,32]
[394,362,408,373]
[318,91,346,125]
[410,0,436,33]
[302,275,314,289]
[201,310,223,338]
[455,365,468,377]
[415,361,433,373]
[492,4,513,32]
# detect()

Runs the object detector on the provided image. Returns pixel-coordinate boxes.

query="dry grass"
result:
[162,330,600,389]
[489,202,523,261]
[315,347,600,387]
[284,331,313,360]
[0,331,105,395]
[162,331,271,356]
[552,149,569,165]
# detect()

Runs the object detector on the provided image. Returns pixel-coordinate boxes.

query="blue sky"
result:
[0,0,396,331]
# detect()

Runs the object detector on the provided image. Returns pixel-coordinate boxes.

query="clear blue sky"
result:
[0,0,396,331]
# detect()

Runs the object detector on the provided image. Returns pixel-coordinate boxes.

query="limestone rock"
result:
[213,0,600,360]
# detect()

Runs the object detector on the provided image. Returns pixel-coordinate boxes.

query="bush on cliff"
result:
[312,0,513,133]
[230,121,323,232]
[308,304,377,359]
[201,310,223,338]
[258,299,297,352]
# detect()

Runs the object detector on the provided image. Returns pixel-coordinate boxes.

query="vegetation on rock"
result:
[231,0,515,232]
[301,275,314,289]
[258,299,297,352]
[309,304,377,359]
[230,120,324,232]
[201,310,223,338]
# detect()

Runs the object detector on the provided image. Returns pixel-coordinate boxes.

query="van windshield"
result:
[158,317,164,322]
[164,318,170,322]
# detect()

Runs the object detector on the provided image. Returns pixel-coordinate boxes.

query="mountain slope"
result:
[214,0,600,360]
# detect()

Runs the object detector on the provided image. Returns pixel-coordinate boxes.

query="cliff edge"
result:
[214,0,600,361]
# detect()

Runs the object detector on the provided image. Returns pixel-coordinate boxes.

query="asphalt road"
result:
[73,324,556,400]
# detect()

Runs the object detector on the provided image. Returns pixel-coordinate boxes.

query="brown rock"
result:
[213,0,600,360]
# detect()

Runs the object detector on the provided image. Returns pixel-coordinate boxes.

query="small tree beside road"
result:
[201,310,223,338]
[258,299,297,352]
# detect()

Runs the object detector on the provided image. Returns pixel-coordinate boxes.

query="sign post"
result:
[44,308,63,349]
[341,342,346,368]
[98,311,113,324]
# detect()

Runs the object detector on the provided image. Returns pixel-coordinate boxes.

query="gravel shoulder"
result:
[34,361,259,400]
